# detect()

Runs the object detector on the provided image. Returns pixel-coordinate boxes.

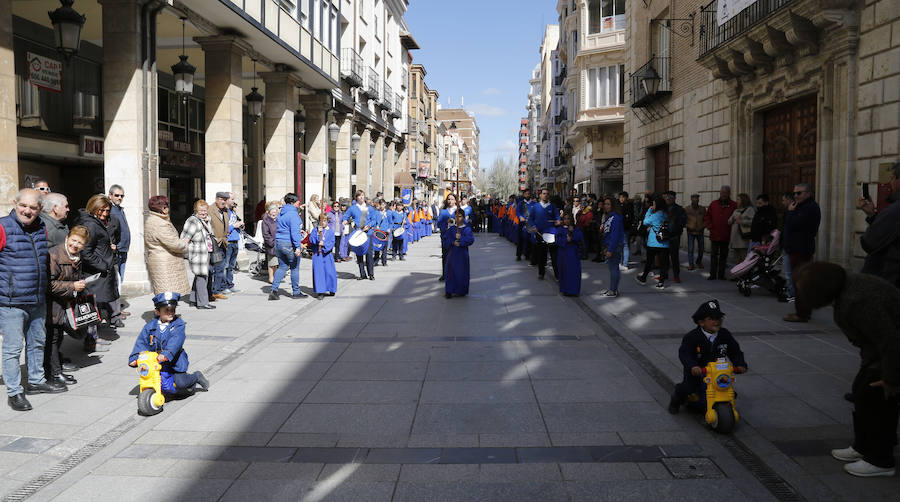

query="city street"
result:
[0,232,898,501]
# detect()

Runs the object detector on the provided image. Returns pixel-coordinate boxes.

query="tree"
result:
[483,155,518,199]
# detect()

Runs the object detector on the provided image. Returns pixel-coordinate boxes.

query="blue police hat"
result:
[692,299,725,322]
[152,292,181,308]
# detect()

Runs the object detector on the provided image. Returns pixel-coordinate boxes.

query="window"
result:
[586,65,623,108]
[15,75,40,119]
[589,0,625,33]
[299,0,309,28]
[279,0,296,15]
[73,91,98,119]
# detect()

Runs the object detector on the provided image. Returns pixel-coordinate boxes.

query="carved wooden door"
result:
[652,143,669,194]
[763,96,817,213]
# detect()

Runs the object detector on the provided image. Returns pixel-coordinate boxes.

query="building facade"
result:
[436,107,480,198]
[526,63,542,190]
[537,24,560,189]
[623,0,898,269]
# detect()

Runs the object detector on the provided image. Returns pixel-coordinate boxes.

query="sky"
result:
[404,0,559,171]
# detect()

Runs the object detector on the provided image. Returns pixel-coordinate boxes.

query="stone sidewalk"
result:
[0,232,895,501]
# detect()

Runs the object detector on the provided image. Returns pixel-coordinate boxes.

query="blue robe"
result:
[309,227,337,294]
[555,227,583,296]
[442,224,475,296]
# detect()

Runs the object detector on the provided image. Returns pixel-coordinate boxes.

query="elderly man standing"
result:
[223,193,244,294]
[704,186,736,280]
[39,193,70,248]
[782,182,821,322]
[108,185,130,283]
[208,192,230,300]
[2,189,66,412]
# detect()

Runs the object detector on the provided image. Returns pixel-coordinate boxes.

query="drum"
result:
[393,227,405,238]
[372,229,389,251]
[348,229,369,254]
[541,232,556,244]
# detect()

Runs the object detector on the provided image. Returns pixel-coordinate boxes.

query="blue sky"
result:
[404,0,558,170]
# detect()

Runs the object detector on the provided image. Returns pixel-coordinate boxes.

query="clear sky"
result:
[404,0,559,170]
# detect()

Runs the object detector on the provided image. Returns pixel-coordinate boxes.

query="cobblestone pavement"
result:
[1,232,897,501]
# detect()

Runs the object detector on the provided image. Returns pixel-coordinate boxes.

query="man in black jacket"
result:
[668,299,748,414]
[664,191,687,283]
[858,162,900,289]
[749,194,778,249]
[783,183,821,322]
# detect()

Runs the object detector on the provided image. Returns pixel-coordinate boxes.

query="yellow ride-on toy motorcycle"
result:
[698,357,739,433]
[135,351,166,416]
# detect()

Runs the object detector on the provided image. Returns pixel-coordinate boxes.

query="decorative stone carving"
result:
[763,25,794,63]
[710,56,735,80]
[740,38,774,74]
[786,12,819,56]
[727,49,755,76]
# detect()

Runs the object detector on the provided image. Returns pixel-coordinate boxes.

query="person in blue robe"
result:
[342,190,378,280]
[527,189,560,279]
[388,201,405,260]
[308,214,337,298]
[373,199,392,267]
[555,213,583,296]
[437,193,459,282]
[442,209,475,298]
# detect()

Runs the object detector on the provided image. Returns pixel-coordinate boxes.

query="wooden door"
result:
[652,143,669,194]
[763,96,817,208]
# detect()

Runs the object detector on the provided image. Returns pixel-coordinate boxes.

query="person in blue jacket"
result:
[308,213,337,299]
[442,209,475,298]
[269,193,307,300]
[516,188,533,261]
[601,197,626,297]
[460,197,473,227]
[343,190,377,280]
[373,198,392,267]
[637,195,671,289]
[527,189,560,280]
[128,292,209,394]
[437,193,459,282]
[555,212,583,296]
[387,200,403,260]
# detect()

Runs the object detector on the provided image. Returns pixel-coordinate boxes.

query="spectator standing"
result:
[782,182,822,322]
[180,200,216,309]
[601,197,625,297]
[2,189,63,411]
[636,196,671,289]
[208,192,229,300]
[47,226,92,385]
[144,196,190,296]
[108,185,130,283]
[857,162,900,289]
[574,196,593,260]
[618,192,634,269]
[77,195,123,330]
[684,194,706,270]
[307,194,322,231]
[39,193,70,248]
[664,191,686,283]
[728,193,756,263]
[749,194,778,250]
[32,179,51,192]
[704,186,736,280]
[261,203,279,283]
[779,192,796,301]
[223,194,244,294]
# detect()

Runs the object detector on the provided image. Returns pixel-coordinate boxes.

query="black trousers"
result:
[709,241,729,279]
[441,245,447,277]
[641,247,670,282]
[533,241,549,277]
[356,240,374,278]
[668,238,682,279]
[391,235,403,257]
[516,223,527,258]
[852,368,899,468]
[44,326,64,378]
[673,372,704,406]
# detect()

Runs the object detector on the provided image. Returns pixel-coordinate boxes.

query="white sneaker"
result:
[844,459,895,477]
[831,446,863,462]
[786,296,795,303]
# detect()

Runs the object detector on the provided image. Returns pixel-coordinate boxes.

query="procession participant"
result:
[343,190,377,280]
[407,201,418,243]
[269,193,307,300]
[516,189,533,261]
[437,193,459,281]
[423,201,433,236]
[442,209,475,298]
[338,199,351,262]
[527,189,560,280]
[600,197,625,297]
[555,212,583,297]
[460,197,473,226]
[308,213,337,299]
[507,195,519,246]
[328,200,343,264]
[388,201,404,260]
[399,201,411,259]
[373,198,392,267]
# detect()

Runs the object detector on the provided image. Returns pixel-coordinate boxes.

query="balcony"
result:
[408,119,418,134]
[340,48,363,87]
[698,0,796,59]
[382,81,393,108]
[554,107,567,126]
[364,67,380,99]
[554,67,567,87]
[390,93,402,118]
[630,56,671,108]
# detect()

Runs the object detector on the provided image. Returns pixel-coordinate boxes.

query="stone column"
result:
[300,94,329,223]
[0,0,16,214]
[335,113,352,200]
[356,125,373,195]
[384,140,397,199]
[196,36,249,203]
[372,133,385,197]
[99,0,159,295]
[260,71,299,205]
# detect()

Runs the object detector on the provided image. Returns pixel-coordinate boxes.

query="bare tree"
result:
[484,155,518,199]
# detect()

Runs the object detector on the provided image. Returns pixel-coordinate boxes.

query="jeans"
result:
[212,253,226,294]
[687,233,704,267]
[117,251,128,287]
[782,251,795,297]
[224,241,239,290]
[608,248,622,292]
[621,232,631,266]
[1,304,47,396]
[271,240,301,295]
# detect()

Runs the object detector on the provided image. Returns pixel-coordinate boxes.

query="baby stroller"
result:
[729,230,788,301]
[241,229,266,278]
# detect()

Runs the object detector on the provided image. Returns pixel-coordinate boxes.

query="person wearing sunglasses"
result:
[782,182,821,323]
[32,180,50,193]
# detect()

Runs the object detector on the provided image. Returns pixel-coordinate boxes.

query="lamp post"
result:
[246,60,264,123]
[637,63,661,98]
[171,17,196,103]
[48,0,85,60]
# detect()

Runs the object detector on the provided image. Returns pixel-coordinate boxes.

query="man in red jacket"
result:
[704,186,736,280]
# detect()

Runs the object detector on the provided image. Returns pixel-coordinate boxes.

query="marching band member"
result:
[388,201,405,260]
[442,209,475,298]
[555,212,583,296]
[516,189,533,261]
[374,198,392,267]
[527,188,560,280]
[342,190,377,281]
[309,213,337,299]
[437,193,459,282]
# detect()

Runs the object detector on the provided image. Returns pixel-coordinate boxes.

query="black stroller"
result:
[729,230,788,301]
[241,229,266,278]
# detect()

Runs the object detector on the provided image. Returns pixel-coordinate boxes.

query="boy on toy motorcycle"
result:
[668,299,748,414]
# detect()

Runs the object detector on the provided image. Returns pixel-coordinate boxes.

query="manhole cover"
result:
[661,457,725,479]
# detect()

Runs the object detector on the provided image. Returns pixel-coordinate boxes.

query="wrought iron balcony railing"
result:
[392,94,403,118]
[554,67,567,87]
[364,67,380,98]
[554,107,567,126]
[382,81,393,108]
[698,0,796,59]
[630,56,671,108]
[340,48,363,87]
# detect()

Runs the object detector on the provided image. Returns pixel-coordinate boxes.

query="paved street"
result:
[1,232,899,501]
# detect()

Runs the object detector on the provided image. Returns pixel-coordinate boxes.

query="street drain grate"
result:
[662,457,725,479]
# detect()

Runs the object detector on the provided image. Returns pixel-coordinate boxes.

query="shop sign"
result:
[417,161,431,178]
[27,52,62,93]
[717,0,755,25]
[81,135,104,158]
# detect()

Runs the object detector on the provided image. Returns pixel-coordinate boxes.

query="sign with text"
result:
[27,52,62,93]
[81,135,104,158]
[716,0,755,25]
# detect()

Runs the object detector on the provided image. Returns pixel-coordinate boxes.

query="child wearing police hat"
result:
[668,299,747,414]
[128,292,209,394]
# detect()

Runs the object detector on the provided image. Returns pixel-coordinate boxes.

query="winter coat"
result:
[40,212,69,249]
[575,207,593,230]
[109,203,131,252]
[678,327,747,377]
[832,272,900,388]
[782,197,821,255]
[704,199,736,242]
[48,244,85,327]
[144,211,190,295]
[643,208,670,249]
[209,206,228,247]
[728,205,755,250]
[180,214,213,277]
[262,214,277,259]
[685,204,706,235]
[0,211,49,307]
[750,204,778,242]
[667,203,687,240]
[621,202,636,234]
[75,209,119,303]
[861,194,900,288]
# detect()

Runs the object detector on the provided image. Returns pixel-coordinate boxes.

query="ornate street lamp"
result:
[171,17,196,102]
[48,0,86,60]
[246,60,264,123]
[328,120,340,143]
[294,110,306,136]
[638,64,661,97]
[350,131,361,155]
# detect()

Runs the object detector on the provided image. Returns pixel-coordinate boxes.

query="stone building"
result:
[436,107,480,197]
[624,0,899,268]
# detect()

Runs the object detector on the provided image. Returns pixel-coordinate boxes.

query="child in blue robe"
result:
[555,213,583,296]
[442,209,475,298]
[309,214,337,298]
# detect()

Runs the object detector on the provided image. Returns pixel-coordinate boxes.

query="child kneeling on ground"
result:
[128,292,209,394]
[668,299,747,414]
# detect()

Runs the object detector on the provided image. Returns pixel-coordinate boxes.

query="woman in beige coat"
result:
[145,195,190,295]
[728,193,756,263]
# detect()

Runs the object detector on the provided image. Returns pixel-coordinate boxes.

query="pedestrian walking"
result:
[442,209,474,298]
[555,212,583,296]
[704,186,736,280]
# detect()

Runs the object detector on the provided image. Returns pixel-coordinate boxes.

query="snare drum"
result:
[541,232,556,244]
[348,230,369,254]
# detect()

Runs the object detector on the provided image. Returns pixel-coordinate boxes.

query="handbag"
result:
[210,244,225,265]
[738,209,752,240]
[66,294,102,331]
[655,221,671,242]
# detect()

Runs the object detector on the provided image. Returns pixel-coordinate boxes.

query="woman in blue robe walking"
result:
[442,209,475,298]
[555,212,583,296]
[309,214,337,298]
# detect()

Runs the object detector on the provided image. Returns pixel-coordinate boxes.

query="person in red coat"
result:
[703,186,736,280]
[575,197,594,259]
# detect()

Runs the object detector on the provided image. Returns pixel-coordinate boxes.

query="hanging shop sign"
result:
[27,52,63,93]
[80,135,104,158]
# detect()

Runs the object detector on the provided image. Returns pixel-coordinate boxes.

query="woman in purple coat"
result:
[442,209,475,298]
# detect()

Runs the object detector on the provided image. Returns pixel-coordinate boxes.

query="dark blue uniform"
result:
[672,326,747,407]
[128,317,200,393]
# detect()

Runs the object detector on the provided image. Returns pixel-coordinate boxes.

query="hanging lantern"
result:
[246,60,264,123]
[295,111,306,136]
[171,18,196,99]
[350,131,361,154]
[48,0,86,60]
[328,121,340,143]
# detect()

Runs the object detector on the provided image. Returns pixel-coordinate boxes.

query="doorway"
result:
[651,143,669,194]
[763,96,817,212]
